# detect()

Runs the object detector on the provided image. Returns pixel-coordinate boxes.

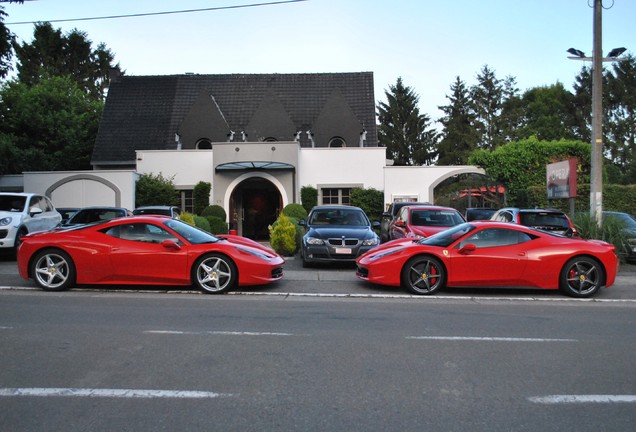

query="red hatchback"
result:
[389,205,465,240]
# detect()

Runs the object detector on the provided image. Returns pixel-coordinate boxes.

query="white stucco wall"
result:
[383,165,485,206]
[298,147,386,191]
[135,150,215,187]
[23,170,137,209]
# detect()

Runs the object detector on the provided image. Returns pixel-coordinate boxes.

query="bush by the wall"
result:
[193,215,210,232]
[202,204,227,220]
[269,214,297,256]
[301,185,317,214]
[350,187,384,221]
[206,216,228,235]
[193,181,211,215]
[282,203,307,220]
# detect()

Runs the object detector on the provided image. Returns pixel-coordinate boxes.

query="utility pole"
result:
[590,0,603,224]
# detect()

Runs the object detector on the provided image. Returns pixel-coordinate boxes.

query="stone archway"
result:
[229,177,283,240]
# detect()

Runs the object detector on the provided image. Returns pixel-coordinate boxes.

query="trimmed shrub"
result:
[193,181,211,215]
[301,185,317,214]
[202,204,227,220]
[180,211,195,226]
[206,216,228,235]
[350,187,384,221]
[282,203,307,220]
[193,215,210,232]
[269,214,297,256]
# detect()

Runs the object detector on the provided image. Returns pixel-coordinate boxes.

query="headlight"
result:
[362,237,379,246]
[0,217,11,226]
[369,247,404,261]
[305,236,324,245]
[236,246,270,261]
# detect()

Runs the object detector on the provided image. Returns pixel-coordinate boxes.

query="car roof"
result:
[134,206,177,210]
[0,192,38,197]
[310,205,363,211]
[406,205,459,211]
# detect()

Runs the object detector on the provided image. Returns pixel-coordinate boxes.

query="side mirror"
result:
[458,243,476,254]
[298,220,307,227]
[395,220,406,228]
[162,239,181,251]
[372,221,381,229]
[29,207,43,217]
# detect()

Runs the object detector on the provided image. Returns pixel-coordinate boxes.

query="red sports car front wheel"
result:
[31,249,76,292]
[192,253,237,294]
[401,255,446,295]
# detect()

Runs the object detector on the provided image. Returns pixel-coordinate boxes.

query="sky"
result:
[2,0,635,121]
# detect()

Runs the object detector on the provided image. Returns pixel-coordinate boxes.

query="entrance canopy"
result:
[215,161,295,172]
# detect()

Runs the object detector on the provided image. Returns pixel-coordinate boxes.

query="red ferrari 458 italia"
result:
[356,221,618,298]
[17,216,284,294]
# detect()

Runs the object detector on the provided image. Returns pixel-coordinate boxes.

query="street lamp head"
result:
[567,48,586,58]
[607,47,627,58]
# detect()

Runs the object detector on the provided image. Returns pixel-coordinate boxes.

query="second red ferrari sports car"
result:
[17,216,285,294]
[356,221,618,298]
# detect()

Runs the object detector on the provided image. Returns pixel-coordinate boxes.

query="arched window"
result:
[328,137,346,148]
[263,137,278,142]
[196,139,212,149]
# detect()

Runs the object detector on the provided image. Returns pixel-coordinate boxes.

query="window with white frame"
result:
[178,189,194,213]
[321,188,352,205]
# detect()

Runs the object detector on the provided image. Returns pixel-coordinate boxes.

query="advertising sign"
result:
[547,158,577,199]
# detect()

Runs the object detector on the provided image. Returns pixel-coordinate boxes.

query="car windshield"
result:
[69,209,126,224]
[163,218,220,244]
[417,223,476,247]
[411,209,464,226]
[520,212,569,229]
[309,209,369,226]
[606,212,636,229]
[134,208,171,216]
[0,195,26,212]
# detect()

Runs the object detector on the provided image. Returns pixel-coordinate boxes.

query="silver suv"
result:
[0,193,62,251]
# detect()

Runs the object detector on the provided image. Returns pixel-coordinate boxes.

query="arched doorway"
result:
[230,177,282,240]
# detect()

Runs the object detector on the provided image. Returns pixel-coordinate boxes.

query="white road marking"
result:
[406,336,577,342]
[0,388,231,399]
[529,395,636,404]
[144,330,294,336]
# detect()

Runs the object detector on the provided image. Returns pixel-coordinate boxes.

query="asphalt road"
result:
[1,290,635,431]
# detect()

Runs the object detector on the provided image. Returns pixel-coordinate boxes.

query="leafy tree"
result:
[0,75,103,173]
[0,6,14,79]
[437,76,479,165]
[518,83,577,141]
[377,77,438,165]
[135,173,178,207]
[13,22,117,99]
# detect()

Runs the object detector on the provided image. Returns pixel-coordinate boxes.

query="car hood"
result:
[410,225,450,237]
[216,234,281,257]
[306,226,376,239]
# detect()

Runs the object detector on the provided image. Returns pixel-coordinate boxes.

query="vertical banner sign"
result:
[546,159,577,199]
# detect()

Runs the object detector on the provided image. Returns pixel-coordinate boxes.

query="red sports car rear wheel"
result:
[560,256,604,298]
[401,255,446,295]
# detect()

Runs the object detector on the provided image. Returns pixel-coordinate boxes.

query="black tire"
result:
[192,253,237,294]
[559,256,604,298]
[401,255,446,295]
[12,228,27,256]
[30,249,76,291]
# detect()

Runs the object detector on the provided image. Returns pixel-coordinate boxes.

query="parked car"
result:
[56,207,79,224]
[62,206,132,227]
[132,206,181,219]
[603,211,636,263]
[298,205,380,267]
[17,215,284,294]
[490,207,578,237]
[0,193,62,252]
[356,221,618,298]
[389,205,465,240]
[465,207,497,221]
[380,201,432,243]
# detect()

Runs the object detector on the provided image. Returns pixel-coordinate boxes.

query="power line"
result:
[5,0,307,25]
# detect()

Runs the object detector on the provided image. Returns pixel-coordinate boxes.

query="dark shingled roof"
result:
[92,72,378,166]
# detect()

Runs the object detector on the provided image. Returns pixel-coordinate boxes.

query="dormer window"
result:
[328,137,346,148]
[196,138,212,149]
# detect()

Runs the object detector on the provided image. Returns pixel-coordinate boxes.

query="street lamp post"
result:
[567,0,627,225]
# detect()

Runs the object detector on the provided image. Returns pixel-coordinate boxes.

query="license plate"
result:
[335,248,352,254]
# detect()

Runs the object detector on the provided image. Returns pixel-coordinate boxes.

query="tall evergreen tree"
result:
[0,6,14,78]
[437,77,479,165]
[499,75,524,142]
[13,22,117,99]
[470,65,507,150]
[377,77,438,166]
